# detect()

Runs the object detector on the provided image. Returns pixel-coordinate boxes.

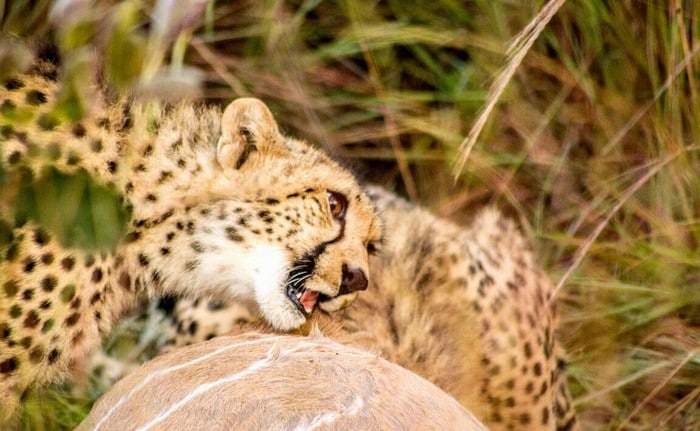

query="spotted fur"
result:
[0,59,381,422]
[101,186,578,431]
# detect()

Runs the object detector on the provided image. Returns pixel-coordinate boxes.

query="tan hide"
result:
[78,332,488,431]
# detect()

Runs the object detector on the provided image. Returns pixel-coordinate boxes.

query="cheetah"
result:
[0,55,381,422]
[101,186,578,431]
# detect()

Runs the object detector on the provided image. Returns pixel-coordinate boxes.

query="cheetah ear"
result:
[217,98,281,169]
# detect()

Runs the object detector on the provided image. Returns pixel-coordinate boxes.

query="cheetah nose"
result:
[339,264,368,295]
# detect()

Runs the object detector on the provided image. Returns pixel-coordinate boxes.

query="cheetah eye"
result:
[326,191,347,221]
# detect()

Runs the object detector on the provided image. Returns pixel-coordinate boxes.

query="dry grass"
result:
[2,0,699,429]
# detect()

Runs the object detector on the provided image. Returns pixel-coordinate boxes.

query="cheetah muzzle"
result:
[284,192,371,316]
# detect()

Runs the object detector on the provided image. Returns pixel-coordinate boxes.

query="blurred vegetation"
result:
[11,168,130,251]
[2,0,699,429]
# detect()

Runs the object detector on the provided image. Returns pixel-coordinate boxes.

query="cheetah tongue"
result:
[300,290,319,314]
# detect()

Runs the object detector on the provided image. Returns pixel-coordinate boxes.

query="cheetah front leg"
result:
[0,221,142,423]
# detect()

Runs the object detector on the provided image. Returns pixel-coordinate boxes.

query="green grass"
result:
[3,0,699,429]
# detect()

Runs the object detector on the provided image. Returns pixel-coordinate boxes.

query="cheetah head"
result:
[129,98,382,331]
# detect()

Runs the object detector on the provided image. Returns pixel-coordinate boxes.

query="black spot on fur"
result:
[41,275,58,292]
[3,280,19,298]
[157,209,175,224]
[9,304,22,318]
[48,349,60,364]
[0,124,14,139]
[26,90,48,105]
[8,151,21,164]
[65,313,80,327]
[4,78,24,90]
[71,123,86,137]
[258,210,274,223]
[226,227,243,242]
[5,243,19,261]
[107,160,118,173]
[29,346,44,364]
[90,292,101,305]
[542,407,550,425]
[156,295,177,314]
[188,321,198,335]
[23,257,36,273]
[66,152,81,166]
[118,106,132,132]
[0,357,18,374]
[125,231,141,242]
[41,252,54,264]
[0,323,10,340]
[21,289,33,301]
[534,362,543,376]
[71,331,84,345]
[60,256,75,271]
[91,268,103,282]
[117,271,131,291]
[23,310,40,328]
[20,336,32,348]
[138,253,149,266]
[34,228,50,246]
[158,171,173,183]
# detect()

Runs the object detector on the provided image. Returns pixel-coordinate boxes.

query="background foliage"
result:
[2,0,699,429]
